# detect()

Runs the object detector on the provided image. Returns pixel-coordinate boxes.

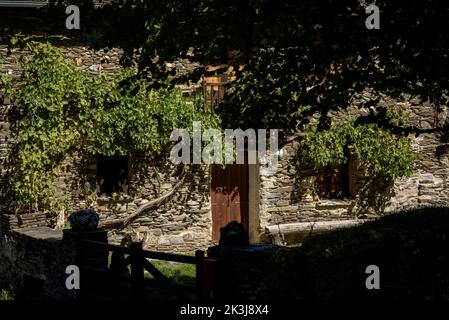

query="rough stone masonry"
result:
[1,7,449,251]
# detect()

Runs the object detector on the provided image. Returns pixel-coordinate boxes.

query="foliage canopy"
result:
[2,0,446,209]
[84,0,449,133]
[0,42,219,212]
[304,119,417,179]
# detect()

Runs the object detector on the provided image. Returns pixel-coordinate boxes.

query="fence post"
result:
[63,229,107,301]
[195,250,205,301]
[204,257,219,301]
[130,242,145,300]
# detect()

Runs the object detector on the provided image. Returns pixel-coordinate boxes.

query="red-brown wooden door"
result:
[211,164,249,241]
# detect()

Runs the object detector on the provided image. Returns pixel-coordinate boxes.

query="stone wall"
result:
[259,89,449,234]
[260,141,354,230]
[1,34,212,252]
[63,157,213,251]
[2,7,449,249]
[0,211,48,232]
[383,103,449,211]
[0,227,77,300]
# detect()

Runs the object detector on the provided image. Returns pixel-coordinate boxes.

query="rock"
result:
[169,236,184,245]
[316,200,351,210]
[152,229,162,236]
[68,208,99,231]
[136,226,150,233]
[157,237,171,245]
[88,64,102,73]
[419,174,434,184]
[182,233,193,241]
[173,214,187,221]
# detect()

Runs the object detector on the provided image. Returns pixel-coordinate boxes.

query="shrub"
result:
[300,207,449,299]
[0,288,14,301]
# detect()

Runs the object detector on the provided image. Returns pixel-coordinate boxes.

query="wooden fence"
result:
[77,239,206,300]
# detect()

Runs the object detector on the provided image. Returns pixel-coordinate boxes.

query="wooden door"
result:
[211,164,249,241]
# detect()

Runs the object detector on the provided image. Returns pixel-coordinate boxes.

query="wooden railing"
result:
[77,239,205,300]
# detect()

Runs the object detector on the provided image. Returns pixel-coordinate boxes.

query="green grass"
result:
[106,252,198,300]
[0,288,14,301]
[107,252,196,284]
[142,260,197,300]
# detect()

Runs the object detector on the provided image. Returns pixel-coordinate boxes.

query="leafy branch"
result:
[303,112,417,179]
[1,41,219,213]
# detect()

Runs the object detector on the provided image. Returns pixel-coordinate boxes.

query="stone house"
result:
[1,3,449,251]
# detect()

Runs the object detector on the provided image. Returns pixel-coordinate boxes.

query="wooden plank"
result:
[239,164,249,232]
[80,266,131,281]
[77,239,206,300]
[195,250,205,301]
[228,165,238,223]
[228,164,249,232]
[143,259,170,283]
[80,239,130,254]
[265,220,364,235]
[142,251,197,264]
[203,257,219,301]
[211,163,250,241]
[204,81,228,86]
[211,164,230,241]
[130,242,145,300]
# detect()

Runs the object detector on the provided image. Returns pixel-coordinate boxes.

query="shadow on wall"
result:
[291,148,395,218]
[436,112,449,159]
[348,174,395,218]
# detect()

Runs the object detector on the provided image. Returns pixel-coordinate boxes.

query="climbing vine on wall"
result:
[0,41,219,213]
[303,114,417,179]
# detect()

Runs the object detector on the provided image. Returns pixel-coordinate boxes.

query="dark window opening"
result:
[96,156,129,195]
[315,163,349,200]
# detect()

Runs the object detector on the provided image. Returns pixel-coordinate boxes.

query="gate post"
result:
[195,250,205,301]
[204,257,219,301]
[130,241,145,300]
[62,228,108,300]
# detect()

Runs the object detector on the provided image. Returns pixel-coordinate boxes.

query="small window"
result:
[96,156,129,195]
[315,164,349,199]
[202,74,228,110]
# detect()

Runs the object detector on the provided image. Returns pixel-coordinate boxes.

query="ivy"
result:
[1,41,219,213]
[303,116,417,179]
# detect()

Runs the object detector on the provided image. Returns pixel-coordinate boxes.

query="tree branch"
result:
[99,168,185,229]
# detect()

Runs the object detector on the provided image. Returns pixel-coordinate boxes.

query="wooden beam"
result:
[265,219,366,245]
